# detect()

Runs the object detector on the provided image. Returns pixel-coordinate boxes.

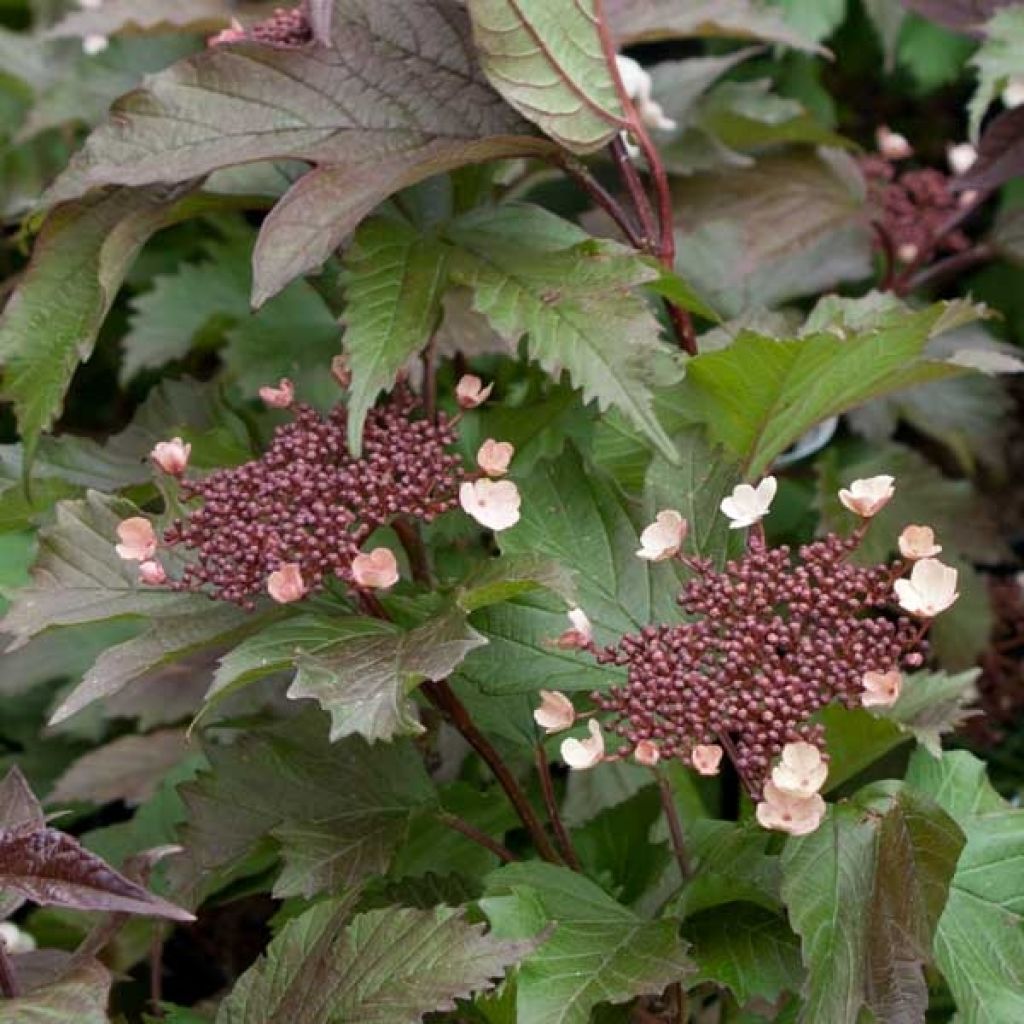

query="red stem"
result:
[438,812,519,864]
[535,744,581,869]
[0,941,19,999]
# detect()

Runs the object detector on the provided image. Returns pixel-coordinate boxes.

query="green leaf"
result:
[481,861,694,1024]
[217,900,531,1024]
[466,0,625,152]
[446,204,682,462]
[342,218,450,454]
[0,958,111,1024]
[47,0,235,37]
[685,903,803,1005]
[773,0,847,43]
[969,7,1024,139]
[905,749,1024,1023]
[878,670,979,758]
[679,304,970,475]
[456,554,578,613]
[0,187,191,461]
[45,0,550,303]
[781,783,964,1024]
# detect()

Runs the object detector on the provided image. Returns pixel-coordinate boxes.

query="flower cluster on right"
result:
[537,473,960,836]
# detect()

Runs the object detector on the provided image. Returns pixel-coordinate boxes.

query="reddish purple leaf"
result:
[900,0,1015,33]
[0,827,194,922]
[0,768,44,832]
[305,0,334,46]
[955,106,1024,192]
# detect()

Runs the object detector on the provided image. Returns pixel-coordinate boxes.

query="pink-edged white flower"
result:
[634,739,661,767]
[897,243,919,265]
[0,922,35,955]
[948,142,978,176]
[894,557,959,618]
[756,783,827,836]
[459,479,521,532]
[209,19,246,46]
[838,475,895,518]
[116,518,157,562]
[898,525,942,560]
[477,439,514,478]
[533,690,576,734]
[330,355,352,388]
[691,744,723,776]
[876,125,913,161]
[862,669,902,708]
[560,719,605,770]
[259,378,295,409]
[771,742,827,798]
[267,563,306,604]
[557,607,593,650]
[150,437,191,476]
[615,54,677,132]
[138,560,167,586]
[720,477,777,529]
[351,547,400,589]
[456,374,493,409]
[636,510,687,562]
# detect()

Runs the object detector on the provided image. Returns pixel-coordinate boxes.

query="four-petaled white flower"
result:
[533,690,576,734]
[720,477,777,529]
[477,439,514,478]
[138,560,167,586]
[948,142,977,176]
[771,742,828,798]
[259,378,295,409]
[560,719,605,770]
[898,525,942,561]
[636,509,687,562]
[862,669,902,708]
[615,55,677,132]
[150,437,191,476]
[876,125,912,160]
[756,783,827,836]
[894,557,959,617]
[116,518,157,562]
[267,563,306,604]
[691,744,723,776]
[838,475,895,518]
[634,739,661,766]
[456,374,493,409]
[557,607,593,649]
[351,547,400,589]
[459,479,521,532]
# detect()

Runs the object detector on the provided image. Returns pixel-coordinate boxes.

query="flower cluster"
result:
[209,4,311,48]
[537,473,962,837]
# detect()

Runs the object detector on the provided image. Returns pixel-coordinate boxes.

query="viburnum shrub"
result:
[0,1,1023,1022]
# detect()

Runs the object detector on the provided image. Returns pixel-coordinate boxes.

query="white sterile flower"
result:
[876,125,912,160]
[898,525,942,560]
[459,479,521,532]
[82,33,109,55]
[720,477,777,529]
[267,563,306,604]
[862,669,903,708]
[634,740,661,766]
[897,243,919,265]
[259,378,294,409]
[351,547,400,589]
[0,922,36,954]
[138,560,167,586]
[455,374,493,409]
[691,744,723,776]
[557,607,593,649]
[1003,76,1024,109]
[756,783,827,836]
[116,518,157,562]
[771,742,827,797]
[477,439,514,477]
[948,142,978,176]
[893,558,959,618]
[615,54,677,132]
[150,437,191,476]
[534,690,576,734]
[636,509,687,561]
[838,475,895,518]
[560,719,605,770]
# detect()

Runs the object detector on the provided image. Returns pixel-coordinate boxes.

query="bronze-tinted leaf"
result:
[956,106,1024,192]
[0,767,45,832]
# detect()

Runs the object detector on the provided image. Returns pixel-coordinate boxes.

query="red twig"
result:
[438,812,519,864]
[535,743,581,869]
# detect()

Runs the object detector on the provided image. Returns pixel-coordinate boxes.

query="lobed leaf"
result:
[0,958,111,1024]
[967,6,1024,138]
[47,0,237,38]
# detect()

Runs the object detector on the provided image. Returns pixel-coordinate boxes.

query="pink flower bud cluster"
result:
[209,5,311,49]
[590,533,926,797]
[163,389,464,608]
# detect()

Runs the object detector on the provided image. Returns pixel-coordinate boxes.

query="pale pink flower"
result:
[894,558,959,617]
[0,922,35,955]
[897,243,919,265]
[150,437,191,476]
[634,739,661,767]
[862,669,903,708]
[209,19,245,46]
[351,547,400,589]
[560,719,605,770]
[948,142,977,176]
[876,125,913,160]
[116,518,157,562]
[898,525,942,560]
[477,439,514,478]
[691,744,724,776]
[636,510,687,561]
[756,783,827,836]
[533,690,575,734]
[138,560,167,586]
[556,607,593,649]
[720,477,777,529]
[459,479,521,532]
[456,374,493,409]
[331,355,352,388]
[259,378,295,409]
[267,563,306,604]
[771,742,828,797]
[838,475,895,518]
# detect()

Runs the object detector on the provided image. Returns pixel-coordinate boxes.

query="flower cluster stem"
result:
[656,769,693,880]
[535,743,581,869]
[438,811,519,864]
